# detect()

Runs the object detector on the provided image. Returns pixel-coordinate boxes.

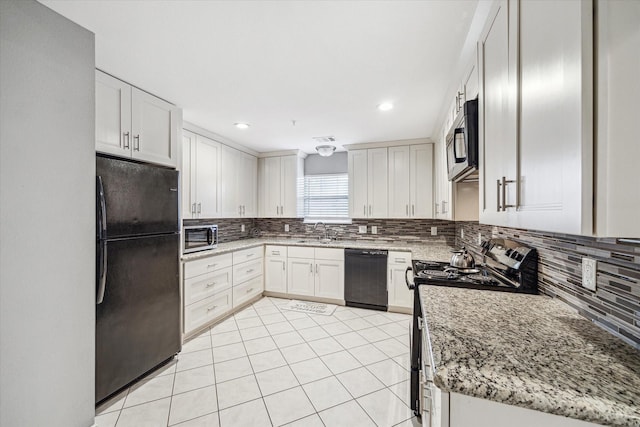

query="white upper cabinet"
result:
[434,128,453,220]
[409,144,434,218]
[478,0,593,235]
[388,145,434,218]
[95,70,179,168]
[595,0,640,237]
[478,0,517,227]
[221,145,257,218]
[182,130,221,219]
[258,154,304,218]
[349,148,388,218]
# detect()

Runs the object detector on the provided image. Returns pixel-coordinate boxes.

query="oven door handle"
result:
[405,266,415,290]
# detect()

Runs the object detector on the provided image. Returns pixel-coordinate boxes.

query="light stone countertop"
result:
[419,285,640,427]
[181,237,453,262]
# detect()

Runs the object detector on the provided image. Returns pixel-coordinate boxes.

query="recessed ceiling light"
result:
[234,122,250,129]
[377,102,394,111]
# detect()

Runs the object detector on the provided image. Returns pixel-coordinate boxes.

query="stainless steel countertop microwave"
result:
[183,224,218,254]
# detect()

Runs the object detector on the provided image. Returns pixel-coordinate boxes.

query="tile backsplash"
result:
[254,218,455,245]
[456,221,640,349]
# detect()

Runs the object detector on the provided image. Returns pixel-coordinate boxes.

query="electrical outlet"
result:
[582,258,597,291]
[477,232,483,245]
[284,224,290,232]
[358,225,367,234]
[241,224,245,232]
[431,226,437,236]
[371,226,378,234]
[460,228,464,239]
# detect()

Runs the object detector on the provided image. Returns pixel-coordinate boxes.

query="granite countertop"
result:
[419,285,640,427]
[181,237,453,262]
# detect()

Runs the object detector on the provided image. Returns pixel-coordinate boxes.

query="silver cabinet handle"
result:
[246,288,253,293]
[239,205,242,215]
[191,203,196,214]
[206,263,216,268]
[412,205,415,216]
[309,264,313,273]
[242,205,246,215]
[501,176,516,210]
[442,201,447,214]
[369,205,372,215]
[123,132,130,149]
[133,134,140,151]
[282,261,285,270]
[246,253,254,258]
[197,203,202,214]
[497,179,502,211]
[315,264,318,274]
[363,205,366,216]
[206,282,215,288]
[435,203,439,214]
[272,251,280,256]
[246,269,254,274]
[207,305,217,312]
[395,258,406,263]
[276,206,279,216]
[406,205,409,216]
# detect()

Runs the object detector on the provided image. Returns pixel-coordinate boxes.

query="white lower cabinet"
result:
[267,245,344,302]
[184,289,232,335]
[182,246,263,337]
[447,392,600,427]
[232,248,263,309]
[287,257,315,297]
[265,246,287,292]
[233,276,263,309]
[387,251,412,310]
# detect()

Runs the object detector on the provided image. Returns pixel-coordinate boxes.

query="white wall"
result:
[0,1,95,426]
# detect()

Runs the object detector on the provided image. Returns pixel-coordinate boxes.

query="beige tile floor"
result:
[95,297,420,427]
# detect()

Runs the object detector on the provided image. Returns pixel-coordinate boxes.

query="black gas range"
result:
[406,238,538,418]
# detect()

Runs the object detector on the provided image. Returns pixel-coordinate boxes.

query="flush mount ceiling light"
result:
[315,145,336,157]
[234,122,250,129]
[377,102,394,111]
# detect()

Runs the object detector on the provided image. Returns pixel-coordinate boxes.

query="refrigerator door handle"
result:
[96,176,107,240]
[97,241,107,304]
[96,176,108,304]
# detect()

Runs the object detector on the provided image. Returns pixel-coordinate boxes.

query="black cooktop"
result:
[410,239,538,294]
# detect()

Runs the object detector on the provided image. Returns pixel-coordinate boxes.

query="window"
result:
[303,173,349,221]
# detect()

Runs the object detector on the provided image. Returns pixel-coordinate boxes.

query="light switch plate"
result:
[477,232,483,245]
[460,228,464,239]
[582,257,597,291]
[358,225,367,234]
[284,224,290,232]
[431,226,437,236]
[241,224,245,232]
[371,226,378,234]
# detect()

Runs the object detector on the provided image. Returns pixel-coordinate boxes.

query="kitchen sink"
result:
[295,239,334,245]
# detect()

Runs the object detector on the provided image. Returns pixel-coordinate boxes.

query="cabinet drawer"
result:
[265,245,287,258]
[233,275,263,308]
[388,251,411,265]
[233,259,263,285]
[287,246,315,259]
[232,246,262,264]
[184,253,232,279]
[314,247,344,261]
[184,267,232,306]
[184,289,232,334]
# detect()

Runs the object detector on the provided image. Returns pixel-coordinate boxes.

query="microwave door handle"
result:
[96,240,107,304]
[207,228,214,245]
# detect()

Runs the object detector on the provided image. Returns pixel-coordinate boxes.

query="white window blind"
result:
[303,173,349,219]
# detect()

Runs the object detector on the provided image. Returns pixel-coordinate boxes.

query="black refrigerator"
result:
[95,155,181,403]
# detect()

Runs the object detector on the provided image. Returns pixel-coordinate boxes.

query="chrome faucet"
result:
[313,221,329,240]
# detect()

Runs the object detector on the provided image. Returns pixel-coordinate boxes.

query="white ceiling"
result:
[40,0,479,154]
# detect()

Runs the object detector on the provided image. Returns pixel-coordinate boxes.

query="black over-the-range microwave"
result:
[446,98,479,182]
[183,224,218,254]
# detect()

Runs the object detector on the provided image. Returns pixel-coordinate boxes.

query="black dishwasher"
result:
[344,248,388,311]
